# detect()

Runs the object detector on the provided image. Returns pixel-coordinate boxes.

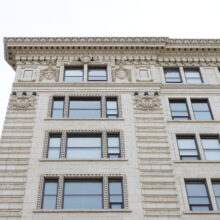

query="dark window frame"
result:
[65,133,103,159]
[106,97,119,118]
[107,133,121,158]
[64,66,84,82]
[51,97,65,118]
[108,178,124,209]
[41,178,58,209]
[176,135,200,160]
[185,180,212,211]
[169,99,191,120]
[62,178,103,209]
[184,68,203,83]
[164,67,182,83]
[87,66,108,81]
[68,97,102,118]
[47,134,62,159]
[191,99,213,120]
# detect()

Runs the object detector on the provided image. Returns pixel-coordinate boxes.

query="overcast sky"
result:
[0,0,220,134]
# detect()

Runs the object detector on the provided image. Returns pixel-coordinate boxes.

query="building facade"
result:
[1,37,220,220]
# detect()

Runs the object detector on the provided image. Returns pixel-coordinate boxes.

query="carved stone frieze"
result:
[135,95,161,111]
[39,62,59,82]
[10,95,36,110]
[112,63,132,82]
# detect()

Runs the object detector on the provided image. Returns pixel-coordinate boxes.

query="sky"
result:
[0,0,220,134]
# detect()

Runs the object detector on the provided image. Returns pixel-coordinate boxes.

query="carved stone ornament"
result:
[79,55,93,64]
[39,62,59,82]
[135,95,161,111]
[10,95,36,110]
[112,63,132,82]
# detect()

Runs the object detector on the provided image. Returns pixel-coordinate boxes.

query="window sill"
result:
[184,211,220,215]
[33,209,132,213]
[40,158,128,162]
[174,160,220,164]
[167,120,220,123]
[45,118,125,121]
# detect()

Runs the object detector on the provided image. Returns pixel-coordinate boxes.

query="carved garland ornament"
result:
[39,62,59,82]
[79,55,93,64]
[112,63,132,82]
[135,95,161,111]
[10,95,36,110]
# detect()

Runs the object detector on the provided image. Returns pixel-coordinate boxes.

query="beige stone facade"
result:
[1,37,220,219]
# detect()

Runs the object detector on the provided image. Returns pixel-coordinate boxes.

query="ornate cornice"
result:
[4,37,220,69]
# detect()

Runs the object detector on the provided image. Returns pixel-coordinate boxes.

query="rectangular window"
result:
[107,134,120,158]
[184,68,202,83]
[69,98,101,118]
[64,67,84,82]
[212,181,220,210]
[42,179,58,209]
[169,99,190,120]
[88,67,107,81]
[66,134,102,159]
[201,136,220,160]
[109,179,123,209]
[51,98,64,118]
[164,68,182,83]
[191,99,213,120]
[48,134,61,159]
[185,181,212,211]
[106,98,118,118]
[63,179,103,209]
[177,136,199,160]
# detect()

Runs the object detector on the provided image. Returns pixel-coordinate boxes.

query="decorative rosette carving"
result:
[39,62,59,82]
[10,95,36,110]
[112,63,132,82]
[135,95,161,111]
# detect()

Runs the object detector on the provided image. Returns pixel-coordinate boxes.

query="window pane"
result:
[164,68,181,83]
[42,195,56,209]
[186,183,208,196]
[181,156,198,160]
[49,137,61,147]
[48,148,60,159]
[44,182,57,195]
[88,68,107,81]
[216,198,220,210]
[204,150,220,160]
[69,100,101,109]
[52,110,63,118]
[177,138,196,149]
[66,148,101,159]
[63,195,102,209]
[212,183,220,196]
[67,137,101,147]
[191,206,210,211]
[201,138,220,149]
[108,137,119,147]
[53,100,64,108]
[185,72,200,78]
[108,148,120,154]
[109,182,122,194]
[64,181,102,194]
[179,150,198,156]
[111,204,123,209]
[109,154,120,158]
[189,197,210,205]
[170,103,187,111]
[69,110,101,118]
[110,195,123,203]
[65,69,83,77]
[107,101,117,109]
[194,112,212,120]
[192,103,209,111]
